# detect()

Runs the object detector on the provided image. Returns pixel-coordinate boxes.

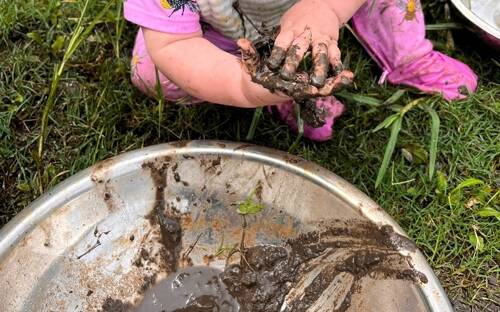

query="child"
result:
[124,0,477,141]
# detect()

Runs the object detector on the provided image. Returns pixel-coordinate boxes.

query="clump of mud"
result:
[219,221,426,312]
[220,245,296,312]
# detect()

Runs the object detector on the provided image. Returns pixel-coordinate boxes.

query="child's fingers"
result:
[292,83,319,99]
[310,41,329,87]
[280,28,312,81]
[318,70,354,96]
[328,43,343,74]
[237,38,259,74]
[267,30,294,70]
[253,68,319,100]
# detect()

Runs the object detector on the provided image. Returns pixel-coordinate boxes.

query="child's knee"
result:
[130,54,157,95]
[130,55,196,102]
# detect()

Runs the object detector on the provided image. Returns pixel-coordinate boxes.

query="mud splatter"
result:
[299,98,328,128]
[142,157,183,274]
[233,143,254,151]
[99,297,133,312]
[172,163,189,187]
[170,141,189,148]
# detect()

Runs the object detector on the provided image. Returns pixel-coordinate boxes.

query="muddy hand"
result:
[316,70,354,96]
[239,39,316,99]
[266,28,315,81]
[239,38,352,100]
[267,28,344,85]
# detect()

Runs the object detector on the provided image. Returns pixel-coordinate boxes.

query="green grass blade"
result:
[451,178,484,193]
[399,98,424,115]
[336,91,383,107]
[74,2,114,50]
[155,67,165,137]
[36,66,60,165]
[375,117,403,188]
[427,107,440,180]
[37,0,113,161]
[372,113,399,133]
[383,89,406,106]
[246,107,263,141]
[426,23,463,30]
[114,0,124,58]
[368,0,377,15]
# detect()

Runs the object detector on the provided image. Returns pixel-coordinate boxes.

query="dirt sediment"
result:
[220,222,426,312]
[132,221,426,312]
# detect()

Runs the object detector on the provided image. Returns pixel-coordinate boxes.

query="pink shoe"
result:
[273,96,345,142]
[352,0,477,100]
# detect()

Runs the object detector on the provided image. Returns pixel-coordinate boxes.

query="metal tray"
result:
[450,0,500,49]
[0,141,453,311]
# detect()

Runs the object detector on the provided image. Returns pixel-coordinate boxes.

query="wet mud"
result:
[142,159,183,274]
[99,297,134,312]
[219,221,426,312]
[299,98,328,128]
[129,220,425,312]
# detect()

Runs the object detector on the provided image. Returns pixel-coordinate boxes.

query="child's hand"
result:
[268,0,344,87]
[238,39,291,106]
[238,39,353,100]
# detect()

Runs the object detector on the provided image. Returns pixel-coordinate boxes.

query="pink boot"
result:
[273,97,345,142]
[352,0,477,100]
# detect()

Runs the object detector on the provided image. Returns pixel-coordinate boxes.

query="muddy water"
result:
[220,245,297,312]
[136,266,240,312]
[133,224,425,312]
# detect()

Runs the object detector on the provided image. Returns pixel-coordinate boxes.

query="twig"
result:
[240,215,247,252]
[76,227,111,259]
[182,233,203,260]
[76,241,102,260]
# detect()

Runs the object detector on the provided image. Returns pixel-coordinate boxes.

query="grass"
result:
[0,0,499,310]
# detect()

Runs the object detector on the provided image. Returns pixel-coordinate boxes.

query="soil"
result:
[219,222,426,312]
[299,98,328,128]
[220,245,295,312]
[142,159,183,273]
[99,297,134,312]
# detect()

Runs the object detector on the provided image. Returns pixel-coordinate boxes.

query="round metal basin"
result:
[450,0,500,49]
[0,141,453,311]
